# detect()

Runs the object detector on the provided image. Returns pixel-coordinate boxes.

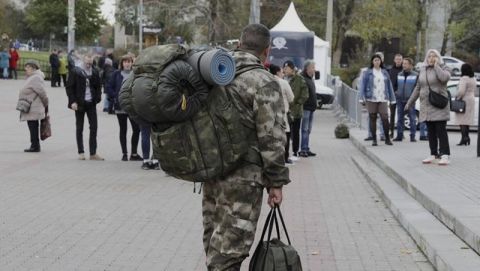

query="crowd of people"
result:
[12,22,478,269]
[359,50,476,166]
[0,47,20,79]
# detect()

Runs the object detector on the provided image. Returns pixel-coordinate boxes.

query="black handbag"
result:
[426,71,449,109]
[450,99,466,113]
[249,205,302,271]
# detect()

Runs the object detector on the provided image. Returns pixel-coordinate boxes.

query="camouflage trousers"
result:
[202,164,264,271]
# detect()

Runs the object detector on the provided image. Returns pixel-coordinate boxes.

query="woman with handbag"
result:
[454,63,476,146]
[406,49,451,165]
[16,60,49,152]
[360,54,396,146]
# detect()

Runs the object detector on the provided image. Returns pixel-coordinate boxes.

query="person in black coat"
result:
[388,54,403,138]
[49,49,60,87]
[66,54,104,161]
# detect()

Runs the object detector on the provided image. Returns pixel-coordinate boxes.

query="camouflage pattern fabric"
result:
[203,164,263,271]
[288,73,309,119]
[202,50,291,270]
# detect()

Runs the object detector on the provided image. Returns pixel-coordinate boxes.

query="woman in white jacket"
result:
[17,60,49,152]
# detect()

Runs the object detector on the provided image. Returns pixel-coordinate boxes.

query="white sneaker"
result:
[78,153,86,160]
[290,156,300,162]
[422,155,436,164]
[438,155,450,166]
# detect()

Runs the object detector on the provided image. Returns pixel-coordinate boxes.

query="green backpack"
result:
[120,44,262,182]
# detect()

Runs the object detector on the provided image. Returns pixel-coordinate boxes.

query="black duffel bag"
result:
[249,205,302,271]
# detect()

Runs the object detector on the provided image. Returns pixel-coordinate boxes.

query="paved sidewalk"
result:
[348,112,480,257]
[0,79,433,270]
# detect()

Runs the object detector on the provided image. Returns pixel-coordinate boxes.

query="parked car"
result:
[403,80,479,131]
[415,56,465,76]
[314,71,334,109]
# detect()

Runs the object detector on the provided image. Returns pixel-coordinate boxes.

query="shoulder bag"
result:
[426,70,449,109]
[450,98,466,113]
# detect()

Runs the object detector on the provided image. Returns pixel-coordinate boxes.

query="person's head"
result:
[374,51,384,62]
[283,60,295,77]
[239,23,271,62]
[269,64,283,78]
[52,49,58,54]
[119,55,133,71]
[10,47,15,52]
[82,54,94,69]
[402,57,414,71]
[303,59,315,77]
[461,63,474,78]
[24,59,39,76]
[394,54,403,67]
[424,49,443,66]
[370,54,384,69]
[104,58,113,67]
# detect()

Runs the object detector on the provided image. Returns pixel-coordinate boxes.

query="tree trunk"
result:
[208,0,218,43]
[332,0,356,67]
[440,15,452,55]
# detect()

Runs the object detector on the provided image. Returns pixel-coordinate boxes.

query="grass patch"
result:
[18,51,50,62]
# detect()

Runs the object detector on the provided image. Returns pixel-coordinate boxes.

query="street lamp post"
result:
[139,0,143,52]
[67,0,75,53]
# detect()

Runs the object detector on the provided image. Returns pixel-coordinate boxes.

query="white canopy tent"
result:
[271,2,331,86]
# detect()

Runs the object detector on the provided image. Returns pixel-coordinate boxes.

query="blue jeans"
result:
[420,122,428,137]
[141,125,151,160]
[396,101,416,138]
[103,94,110,111]
[301,110,314,152]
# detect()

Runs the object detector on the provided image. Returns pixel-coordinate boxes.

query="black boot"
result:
[382,118,393,145]
[370,114,378,146]
[457,125,467,146]
[24,145,40,152]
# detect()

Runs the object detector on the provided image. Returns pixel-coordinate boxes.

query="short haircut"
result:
[370,54,385,69]
[461,63,474,77]
[303,59,315,70]
[394,53,403,58]
[239,24,271,55]
[119,54,133,70]
[269,64,281,75]
[403,57,414,65]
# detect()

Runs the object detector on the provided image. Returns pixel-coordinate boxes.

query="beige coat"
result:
[406,64,451,122]
[454,76,476,125]
[18,70,49,121]
[276,76,294,132]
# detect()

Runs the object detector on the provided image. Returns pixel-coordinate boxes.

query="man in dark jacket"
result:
[66,54,104,161]
[49,49,60,87]
[388,53,403,138]
[101,58,115,113]
[299,59,317,157]
[393,57,418,142]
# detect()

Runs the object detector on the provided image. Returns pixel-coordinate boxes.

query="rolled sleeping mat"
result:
[187,49,236,86]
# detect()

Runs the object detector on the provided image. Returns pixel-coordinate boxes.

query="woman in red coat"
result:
[9,47,19,79]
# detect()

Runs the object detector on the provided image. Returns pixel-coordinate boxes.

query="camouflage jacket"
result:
[287,73,309,119]
[226,50,290,188]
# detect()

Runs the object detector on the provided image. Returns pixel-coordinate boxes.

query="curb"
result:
[351,154,480,271]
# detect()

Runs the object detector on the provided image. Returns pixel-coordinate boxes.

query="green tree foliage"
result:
[24,0,106,42]
[443,0,480,55]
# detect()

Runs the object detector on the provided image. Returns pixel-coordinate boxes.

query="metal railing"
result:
[327,74,363,128]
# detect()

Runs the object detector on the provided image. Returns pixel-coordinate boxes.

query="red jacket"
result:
[9,50,19,69]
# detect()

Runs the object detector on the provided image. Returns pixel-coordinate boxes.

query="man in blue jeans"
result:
[140,125,160,170]
[299,60,317,157]
[393,57,418,142]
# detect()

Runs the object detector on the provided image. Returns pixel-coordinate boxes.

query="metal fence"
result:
[327,74,363,128]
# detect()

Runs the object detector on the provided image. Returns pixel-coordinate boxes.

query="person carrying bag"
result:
[249,205,302,271]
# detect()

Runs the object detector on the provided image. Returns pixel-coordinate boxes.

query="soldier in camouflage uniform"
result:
[202,24,291,271]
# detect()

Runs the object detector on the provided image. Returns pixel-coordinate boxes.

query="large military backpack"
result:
[119,44,262,182]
